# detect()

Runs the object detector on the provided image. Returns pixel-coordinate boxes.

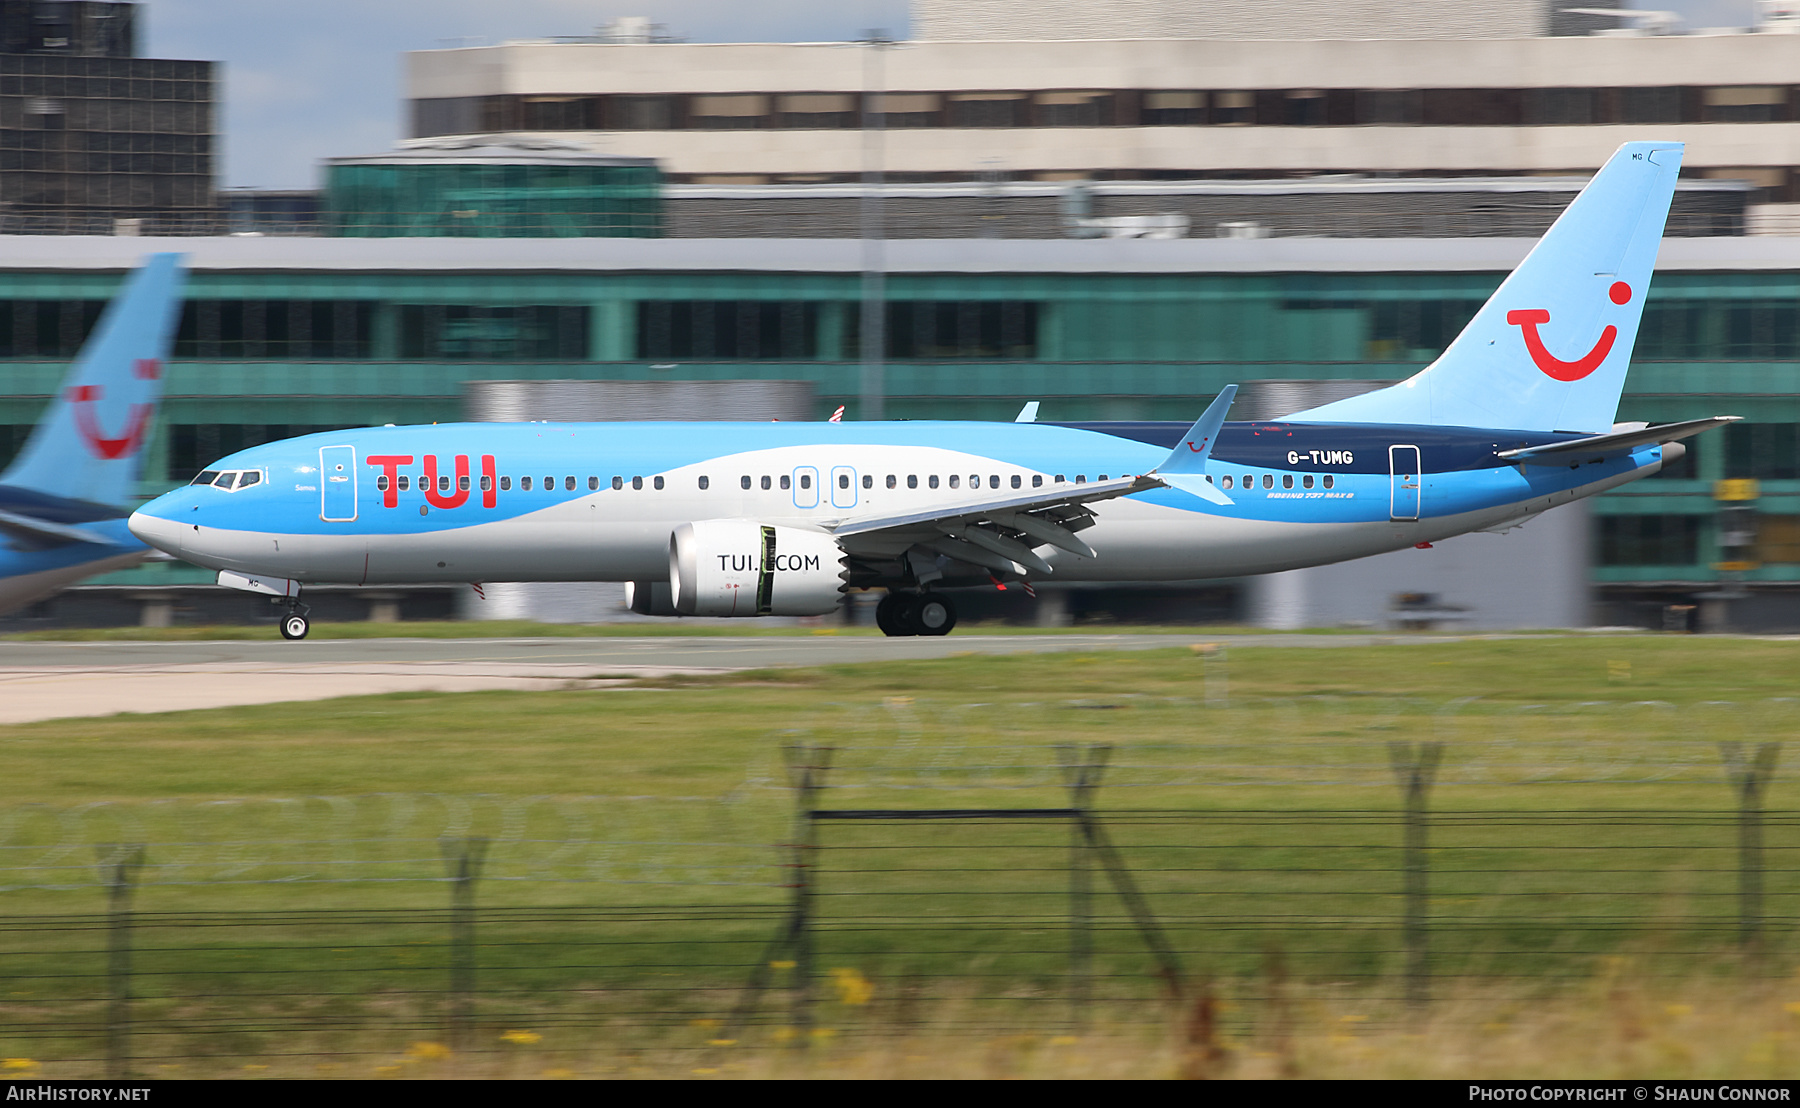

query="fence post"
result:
[1388,741,1442,1008]
[98,844,145,1081]
[785,743,832,1036]
[1200,643,1228,707]
[1058,743,1111,1032]
[438,836,489,1053]
[1719,742,1780,953]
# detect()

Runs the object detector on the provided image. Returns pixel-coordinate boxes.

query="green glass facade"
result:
[323,161,661,238]
[0,263,1784,598]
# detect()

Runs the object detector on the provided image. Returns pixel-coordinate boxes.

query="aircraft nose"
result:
[128,504,186,556]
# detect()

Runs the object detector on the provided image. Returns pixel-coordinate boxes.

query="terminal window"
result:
[1598,515,1703,567]
[1725,422,1800,480]
[845,301,1039,359]
[398,305,588,360]
[637,300,819,360]
[175,300,375,359]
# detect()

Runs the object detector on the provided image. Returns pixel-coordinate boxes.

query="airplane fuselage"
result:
[129,419,1664,589]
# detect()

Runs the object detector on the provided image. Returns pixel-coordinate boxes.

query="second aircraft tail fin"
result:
[1,253,186,509]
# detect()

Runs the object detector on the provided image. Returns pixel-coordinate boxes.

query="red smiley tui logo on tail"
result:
[65,359,159,459]
[1506,282,1632,382]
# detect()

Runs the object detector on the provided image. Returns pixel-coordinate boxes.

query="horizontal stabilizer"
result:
[0,508,111,548]
[1498,415,1739,464]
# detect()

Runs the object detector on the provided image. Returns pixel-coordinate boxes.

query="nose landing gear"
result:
[274,597,311,640]
[875,591,958,637]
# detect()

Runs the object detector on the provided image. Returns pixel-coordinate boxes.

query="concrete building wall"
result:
[409,36,1800,99]
[914,0,1548,41]
[1245,501,1593,630]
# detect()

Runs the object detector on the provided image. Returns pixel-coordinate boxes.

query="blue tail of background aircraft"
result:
[0,253,186,618]
[2,252,187,508]
[1292,141,1683,433]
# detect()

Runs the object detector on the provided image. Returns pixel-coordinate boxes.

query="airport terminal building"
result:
[0,229,1794,630]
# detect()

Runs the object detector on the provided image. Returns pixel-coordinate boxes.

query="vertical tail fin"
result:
[1,253,186,508]
[1291,141,1683,433]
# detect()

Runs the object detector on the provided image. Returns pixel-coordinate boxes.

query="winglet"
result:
[1014,401,1040,423]
[1151,385,1237,505]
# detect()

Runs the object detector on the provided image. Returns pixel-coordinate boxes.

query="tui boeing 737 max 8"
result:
[129,142,1734,640]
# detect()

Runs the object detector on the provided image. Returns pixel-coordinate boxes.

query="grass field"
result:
[3,634,1799,1076]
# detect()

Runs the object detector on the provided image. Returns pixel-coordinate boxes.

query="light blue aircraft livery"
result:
[0,253,185,616]
[131,143,1735,640]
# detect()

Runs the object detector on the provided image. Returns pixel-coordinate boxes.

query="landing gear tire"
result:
[280,614,310,640]
[876,592,916,637]
[907,594,957,637]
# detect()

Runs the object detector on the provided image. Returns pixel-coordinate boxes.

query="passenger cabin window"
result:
[1303,475,1314,489]
[631,476,643,490]
[522,476,533,490]
[1242,474,1252,487]
[1012,475,1022,489]
[481,475,492,491]
[588,476,599,490]
[761,476,771,490]
[780,475,791,490]
[800,474,812,489]
[862,474,873,489]
[499,476,510,491]
[907,475,918,489]
[887,475,897,489]
[1282,474,1293,489]
[1054,474,1065,483]
[399,475,410,491]
[653,476,665,490]
[1222,475,1233,489]
[928,475,939,489]
[459,475,471,491]
[565,476,576,491]
[949,475,960,489]
[1076,475,1086,484]
[699,476,709,490]
[438,475,451,492]
[1323,474,1335,489]
[376,475,390,491]
[989,475,999,488]
[1262,474,1273,489]
[1032,475,1042,487]
[612,476,623,490]
[543,475,553,490]
[838,474,850,489]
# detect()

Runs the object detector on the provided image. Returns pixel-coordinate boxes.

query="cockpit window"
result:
[198,469,264,491]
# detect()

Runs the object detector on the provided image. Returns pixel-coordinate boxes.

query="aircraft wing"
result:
[0,507,114,549]
[825,475,1162,577]
[1497,415,1739,464]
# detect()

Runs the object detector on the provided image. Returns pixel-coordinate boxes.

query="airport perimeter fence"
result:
[2,694,1799,1075]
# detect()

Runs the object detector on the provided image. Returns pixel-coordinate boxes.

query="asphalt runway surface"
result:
[0,630,1514,725]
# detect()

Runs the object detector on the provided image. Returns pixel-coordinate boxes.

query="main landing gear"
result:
[875,591,958,637]
[275,597,311,640]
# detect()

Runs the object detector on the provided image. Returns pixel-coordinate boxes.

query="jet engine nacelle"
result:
[669,520,844,617]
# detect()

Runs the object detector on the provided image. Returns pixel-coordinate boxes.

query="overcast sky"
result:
[144,1,1754,192]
